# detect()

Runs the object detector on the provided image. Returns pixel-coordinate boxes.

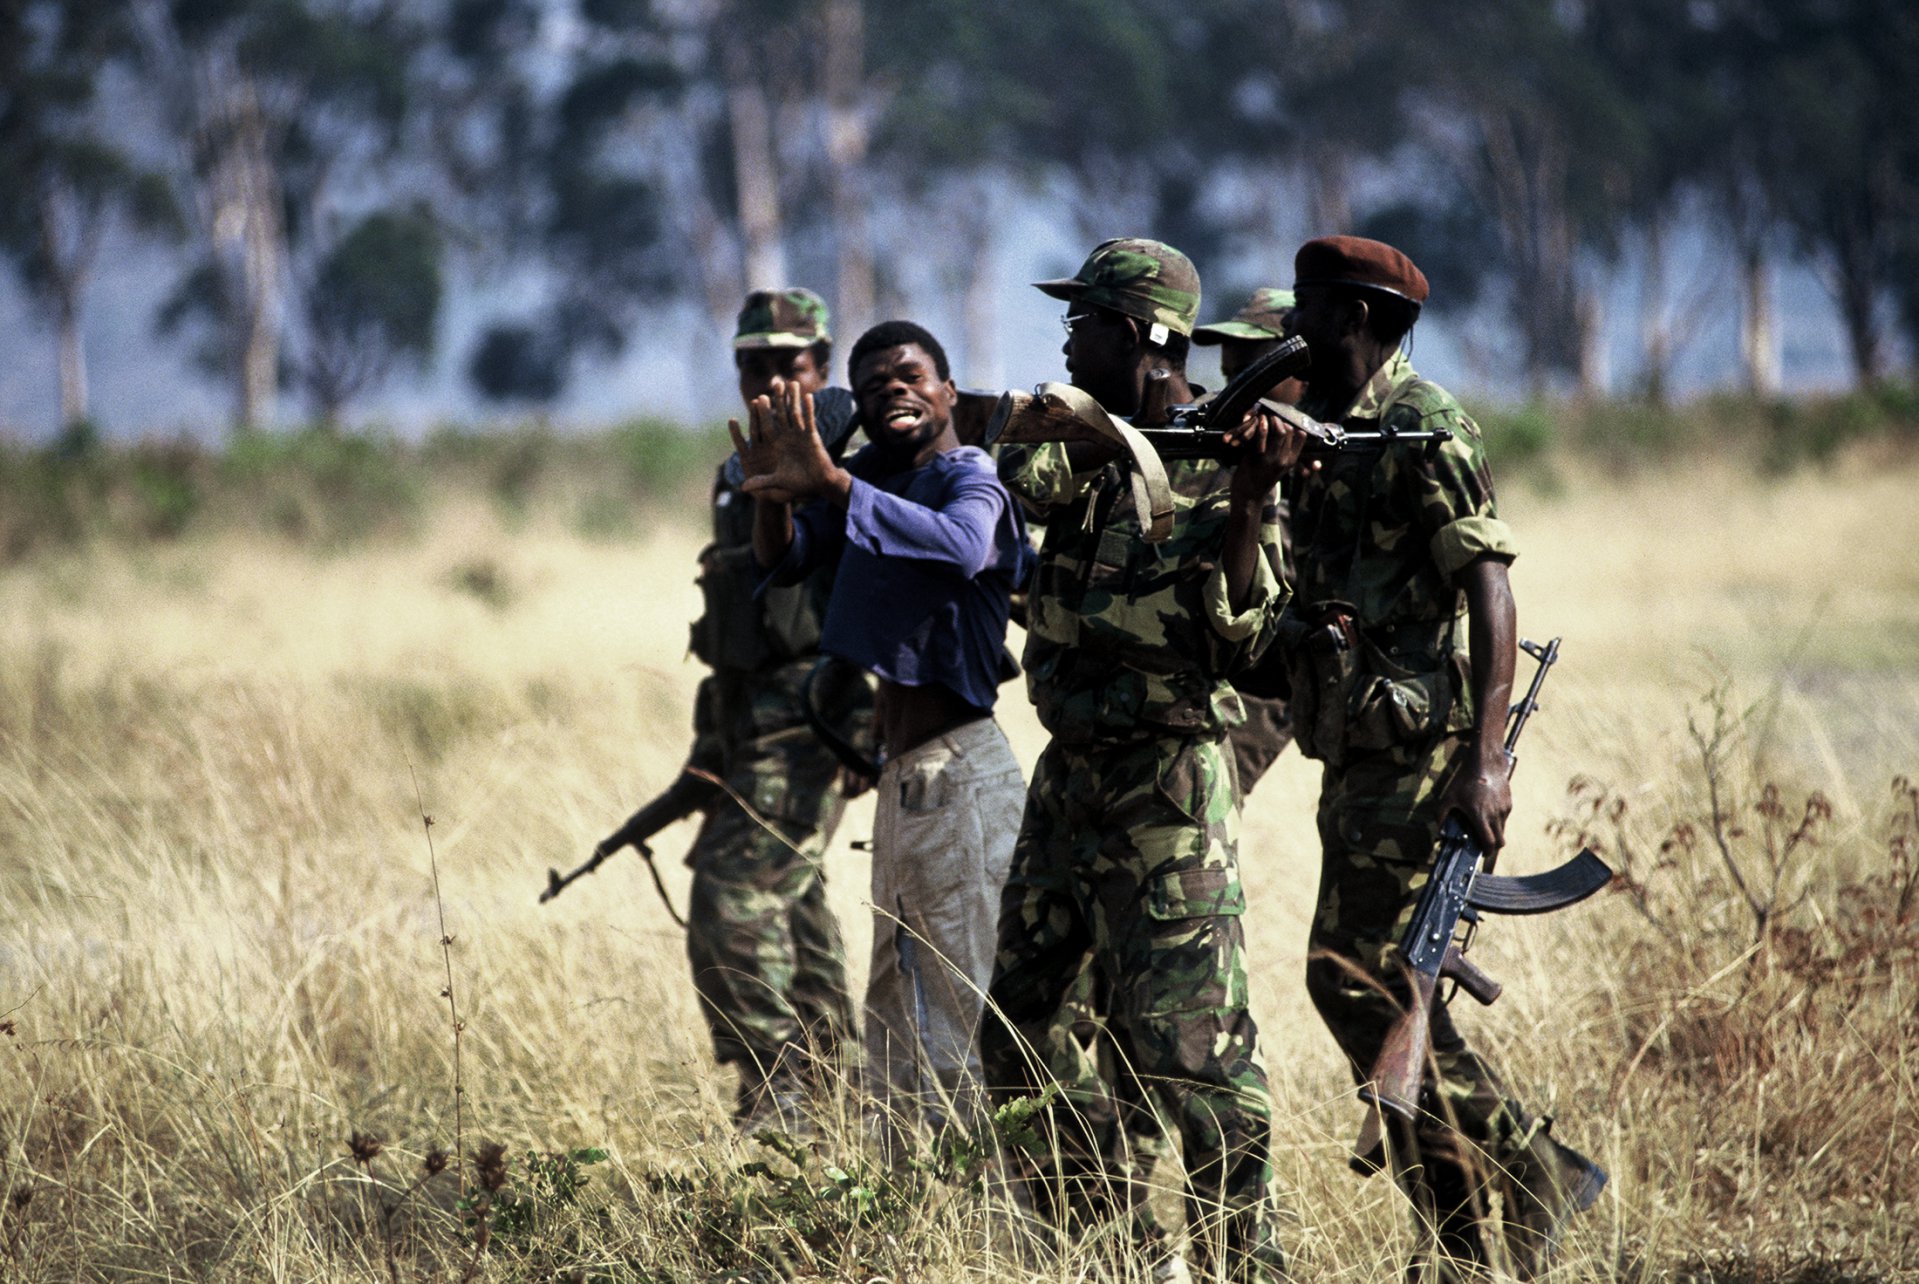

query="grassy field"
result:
[2,442,1916,1281]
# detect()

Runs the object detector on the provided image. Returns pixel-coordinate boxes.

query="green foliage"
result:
[1465,385,1919,475]
[465,1147,611,1248]
[126,442,203,538]
[303,209,445,419]
[613,418,724,494]
[1475,403,1557,473]
[220,427,424,544]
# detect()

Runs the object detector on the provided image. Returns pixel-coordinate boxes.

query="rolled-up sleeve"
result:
[1411,408,1517,579]
[1206,489,1289,649]
[1431,513,1519,578]
[1203,552,1282,642]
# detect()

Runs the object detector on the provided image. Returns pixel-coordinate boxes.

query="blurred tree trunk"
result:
[1476,109,1595,396]
[1305,143,1352,234]
[723,35,787,289]
[1738,240,1778,395]
[1827,208,1886,388]
[37,185,94,427]
[1637,215,1677,404]
[960,176,1002,389]
[55,293,87,427]
[821,0,874,339]
[215,82,286,432]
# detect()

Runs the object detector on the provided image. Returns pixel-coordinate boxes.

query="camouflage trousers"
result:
[982,733,1286,1283]
[685,741,854,1087]
[1310,735,1596,1277]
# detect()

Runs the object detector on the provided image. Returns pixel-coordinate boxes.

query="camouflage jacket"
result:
[687,464,873,781]
[1282,353,1517,762]
[1003,445,1286,746]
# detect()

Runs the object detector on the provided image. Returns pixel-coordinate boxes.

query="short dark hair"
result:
[849,320,951,383]
[1337,287,1419,347]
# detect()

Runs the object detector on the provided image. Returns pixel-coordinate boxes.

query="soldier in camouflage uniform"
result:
[1194,288,1307,795]
[681,288,873,1127]
[1277,237,1606,1281]
[981,239,1306,1283]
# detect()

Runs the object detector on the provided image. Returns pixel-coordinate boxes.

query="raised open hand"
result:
[727,377,782,491]
[738,379,849,506]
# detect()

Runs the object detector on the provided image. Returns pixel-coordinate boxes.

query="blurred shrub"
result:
[220,426,423,544]
[1467,382,1919,476]
[447,556,514,610]
[4,385,1907,562]
[1476,402,1556,471]
[612,416,723,495]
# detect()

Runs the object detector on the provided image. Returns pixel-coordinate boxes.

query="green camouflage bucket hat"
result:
[1192,287,1296,346]
[733,287,831,350]
[1034,237,1202,338]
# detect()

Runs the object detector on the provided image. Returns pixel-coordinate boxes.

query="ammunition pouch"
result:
[1286,609,1470,767]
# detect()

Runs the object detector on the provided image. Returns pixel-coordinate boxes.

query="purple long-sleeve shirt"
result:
[764,443,1032,712]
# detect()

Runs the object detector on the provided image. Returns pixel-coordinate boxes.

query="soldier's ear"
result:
[1345,296,1371,339]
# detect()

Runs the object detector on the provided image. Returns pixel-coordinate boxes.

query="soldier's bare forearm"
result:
[1222,490,1267,614]
[1459,557,1516,766]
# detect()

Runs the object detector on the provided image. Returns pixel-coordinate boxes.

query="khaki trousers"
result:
[865,715,1025,1131]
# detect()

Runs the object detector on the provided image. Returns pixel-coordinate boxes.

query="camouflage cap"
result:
[733,287,831,350]
[1034,237,1202,338]
[1192,288,1296,346]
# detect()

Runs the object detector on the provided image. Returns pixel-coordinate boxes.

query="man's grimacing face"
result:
[851,343,955,455]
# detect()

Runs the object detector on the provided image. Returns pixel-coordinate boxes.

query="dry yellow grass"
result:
[1,455,1915,1281]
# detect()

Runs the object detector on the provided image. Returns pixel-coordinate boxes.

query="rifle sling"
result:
[636,842,689,929]
[1032,382,1175,543]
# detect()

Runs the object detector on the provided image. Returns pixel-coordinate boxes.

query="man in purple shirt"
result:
[732,320,1033,1141]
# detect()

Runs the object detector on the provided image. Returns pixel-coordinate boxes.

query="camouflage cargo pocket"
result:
[1136,866,1249,1015]
[1152,739,1235,827]
[1143,866,1248,919]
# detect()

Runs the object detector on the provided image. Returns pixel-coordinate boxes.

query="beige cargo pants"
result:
[864,715,1025,1134]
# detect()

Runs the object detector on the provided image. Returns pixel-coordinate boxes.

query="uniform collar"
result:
[1339,350,1416,422]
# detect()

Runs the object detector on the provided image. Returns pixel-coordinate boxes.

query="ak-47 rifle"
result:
[950,337,1447,543]
[1351,637,1614,1172]
[541,770,720,923]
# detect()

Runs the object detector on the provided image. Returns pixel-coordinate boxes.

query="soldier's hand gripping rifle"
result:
[1351,637,1615,1173]
[540,770,721,924]
[950,337,1447,542]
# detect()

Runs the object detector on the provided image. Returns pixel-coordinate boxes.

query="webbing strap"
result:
[1031,382,1175,542]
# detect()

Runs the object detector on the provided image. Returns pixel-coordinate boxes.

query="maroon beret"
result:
[1293,235,1430,305]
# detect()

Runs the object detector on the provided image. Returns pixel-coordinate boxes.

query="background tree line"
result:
[2,0,1916,435]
